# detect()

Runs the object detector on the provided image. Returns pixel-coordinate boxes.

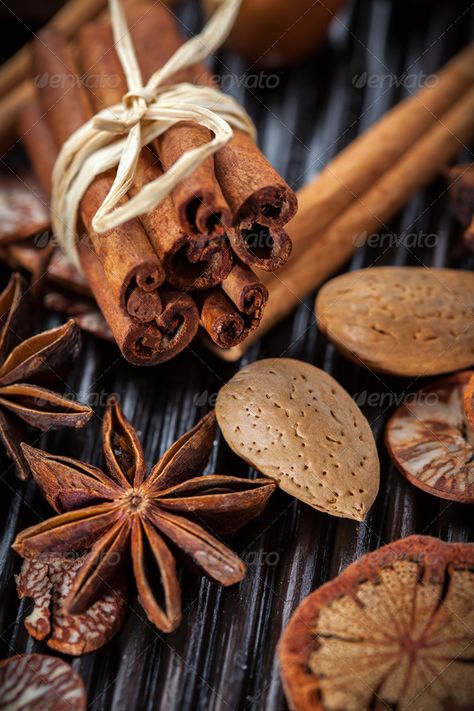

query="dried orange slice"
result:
[279,536,474,711]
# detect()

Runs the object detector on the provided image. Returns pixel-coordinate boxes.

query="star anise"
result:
[0,272,93,479]
[13,399,276,632]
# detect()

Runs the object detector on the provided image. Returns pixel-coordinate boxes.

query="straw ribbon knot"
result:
[51,0,255,270]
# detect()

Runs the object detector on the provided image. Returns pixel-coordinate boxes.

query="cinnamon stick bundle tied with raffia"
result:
[18,78,267,356]
[14,0,294,360]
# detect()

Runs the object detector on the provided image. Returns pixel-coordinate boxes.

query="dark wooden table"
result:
[0,1,473,709]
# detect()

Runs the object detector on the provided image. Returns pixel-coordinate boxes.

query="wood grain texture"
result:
[0,0,473,709]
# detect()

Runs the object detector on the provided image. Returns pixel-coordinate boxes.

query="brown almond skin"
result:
[216,358,379,521]
[278,535,474,711]
[315,267,474,377]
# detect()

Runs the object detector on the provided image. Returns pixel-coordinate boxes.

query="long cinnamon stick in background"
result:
[77,22,233,291]
[286,41,474,263]
[31,28,165,321]
[215,80,474,360]
[128,2,297,271]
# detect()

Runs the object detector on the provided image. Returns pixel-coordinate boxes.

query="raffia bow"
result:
[51,0,256,269]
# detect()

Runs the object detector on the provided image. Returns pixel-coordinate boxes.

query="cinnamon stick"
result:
[198,290,245,348]
[77,22,233,290]
[31,28,165,320]
[78,235,199,365]
[222,261,268,320]
[128,2,297,271]
[228,221,292,272]
[286,41,474,263]
[215,84,474,360]
[129,150,232,290]
[199,261,268,348]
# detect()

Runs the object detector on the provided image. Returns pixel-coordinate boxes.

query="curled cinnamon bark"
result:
[128,150,233,290]
[31,28,165,316]
[79,237,199,365]
[222,261,268,319]
[77,21,233,290]
[199,261,268,348]
[198,290,245,348]
[229,222,292,272]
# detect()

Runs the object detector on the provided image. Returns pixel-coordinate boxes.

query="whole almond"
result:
[216,358,379,521]
[315,267,474,377]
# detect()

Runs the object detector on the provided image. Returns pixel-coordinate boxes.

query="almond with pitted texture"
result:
[385,371,474,503]
[279,535,474,711]
[315,267,474,376]
[0,653,86,710]
[216,358,379,521]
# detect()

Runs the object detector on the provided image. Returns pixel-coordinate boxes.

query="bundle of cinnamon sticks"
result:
[16,1,296,365]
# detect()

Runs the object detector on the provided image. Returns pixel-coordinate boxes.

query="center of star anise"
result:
[124,489,147,513]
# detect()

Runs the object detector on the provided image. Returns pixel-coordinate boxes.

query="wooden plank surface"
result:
[0,0,473,709]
